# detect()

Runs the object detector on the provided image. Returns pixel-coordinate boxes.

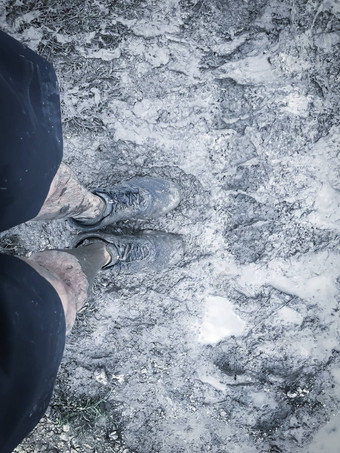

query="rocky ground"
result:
[0,0,339,452]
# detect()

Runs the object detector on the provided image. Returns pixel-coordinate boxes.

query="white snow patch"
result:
[78,47,121,61]
[21,11,41,23]
[198,295,246,345]
[236,250,340,308]
[56,33,73,44]
[283,93,310,117]
[133,99,162,122]
[330,367,340,400]
[316,32,340,51]
[199,374,227,392]
[144,42,170,67]
[211,34,249,56]
[132,20,180,38]
[307,413,340,453]
[113,17,137,28]
[216,54,280,85]
[308,182,340,230]
[278,50,312,75]
[331,367,340,384]
[277,307,304,325]
[20,27,43,51]
[250,391,277,409]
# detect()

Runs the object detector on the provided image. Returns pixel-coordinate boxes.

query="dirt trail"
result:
[1,0,339,452]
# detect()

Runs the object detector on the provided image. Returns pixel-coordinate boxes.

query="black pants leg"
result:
[0,31,66,452]
[0,255,66,453]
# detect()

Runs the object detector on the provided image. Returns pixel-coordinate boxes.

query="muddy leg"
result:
[21,244,110,334]
[33,163,105,222]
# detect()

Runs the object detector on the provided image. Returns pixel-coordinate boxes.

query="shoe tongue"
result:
[115,241,149,262]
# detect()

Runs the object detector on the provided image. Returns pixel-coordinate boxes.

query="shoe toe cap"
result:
[144,231,184,269]
[131,176,181,216]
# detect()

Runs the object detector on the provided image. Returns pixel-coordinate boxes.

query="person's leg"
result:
[32,162,181,231]
[0,30,63,233]
[0,230,182,451]
[19,229,183,333]
[33,163,105,222]
[0,254,66,453]
[0,245,110,452]
[21,244,111,334]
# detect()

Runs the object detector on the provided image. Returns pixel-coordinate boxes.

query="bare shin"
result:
[34,163,104,221]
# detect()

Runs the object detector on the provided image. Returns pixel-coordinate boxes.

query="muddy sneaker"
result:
[73,230,184,274]
[70,176,181,231]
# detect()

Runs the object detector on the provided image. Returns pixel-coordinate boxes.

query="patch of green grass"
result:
[51,389,112,429]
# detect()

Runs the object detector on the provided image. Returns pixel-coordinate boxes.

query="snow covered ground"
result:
[0,0,339,451]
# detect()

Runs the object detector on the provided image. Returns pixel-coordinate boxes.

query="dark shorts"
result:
[0,29,63,233]
[0,255,66,453]
[0,32,65,452]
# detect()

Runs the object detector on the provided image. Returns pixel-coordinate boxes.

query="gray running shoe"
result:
[71,176,181,231]
[74,230,183,274]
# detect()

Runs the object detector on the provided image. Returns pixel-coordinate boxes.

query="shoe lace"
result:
[115,241,150,263]
[110,188,147,213]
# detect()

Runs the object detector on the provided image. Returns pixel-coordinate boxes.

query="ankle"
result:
[65,241,111,287]
[72,194,106,220]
